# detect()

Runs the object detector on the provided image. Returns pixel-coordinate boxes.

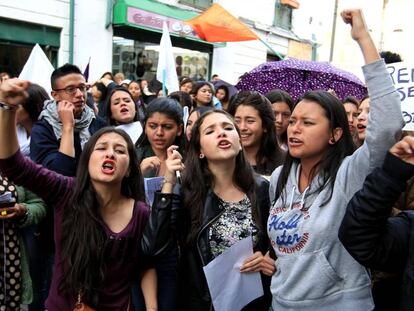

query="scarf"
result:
[39,100,95,149]
[0,175,21,310]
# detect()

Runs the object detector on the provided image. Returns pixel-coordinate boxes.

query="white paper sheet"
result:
[144,176,164,207]
[116,121,143,144]
[203,237,264,311]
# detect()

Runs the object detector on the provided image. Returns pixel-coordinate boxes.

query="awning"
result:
[0,17,60,47]
[113,0,224,52]
[280,0,300,9]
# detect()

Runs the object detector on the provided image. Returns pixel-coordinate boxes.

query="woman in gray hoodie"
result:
[267,9,404,311]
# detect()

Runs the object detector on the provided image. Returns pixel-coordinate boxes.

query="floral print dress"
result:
[208,195,258,259]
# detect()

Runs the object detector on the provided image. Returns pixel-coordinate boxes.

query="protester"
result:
[0,71,10,83]
[136,97,184,177]
[114,72,125,85]
[31,63,106,176]
[0,79,161,310]
[343,96,360,147]
[168,91,193,110]
[343,96,359,136]
[339,135,414,311]
[179,77,193,94]
[90,82,106,106]
[0,175,46,309]
[105,87,140,125]
[16,83,48,156]
[357,96,370,143]
[380,51,403,64]
[267,9,403,310]
[191,82,214,108]
[134,97,184,311]
[185,106,213,142]
[211,74,220,81]
[265,89,293,150]
[27,64,107,309]
[153,109,273,310]
[215,85,230,111]
[229,91,285,176]
[100,71,113,80]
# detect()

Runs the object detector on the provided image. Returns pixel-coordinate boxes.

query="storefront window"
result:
[0,41,57,77]
[113,36,210,83]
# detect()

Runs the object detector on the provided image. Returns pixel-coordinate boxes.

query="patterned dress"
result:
[208,195,258,259]
[0,175,21,310]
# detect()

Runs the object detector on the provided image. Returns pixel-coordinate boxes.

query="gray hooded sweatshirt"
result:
[268,59,404,311]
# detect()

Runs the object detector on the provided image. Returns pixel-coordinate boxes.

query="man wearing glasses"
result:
[30,63,106,177]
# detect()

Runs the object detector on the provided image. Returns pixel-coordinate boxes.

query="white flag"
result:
[19,44,54,97]
[156,22,179,94]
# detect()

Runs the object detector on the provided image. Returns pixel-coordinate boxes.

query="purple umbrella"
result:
[235,58,367,101]
[211,79,238,98]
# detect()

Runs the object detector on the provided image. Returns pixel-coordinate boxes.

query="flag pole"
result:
[162,69,166,96]
[258,37,285,60]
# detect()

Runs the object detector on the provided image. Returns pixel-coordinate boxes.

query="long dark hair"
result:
[265,89,293,146]
[190,81,214,107]
[182,109,259,243]
[275,91,355,206]
[136,97,184,151]
[228,91,285,175]
[22,83,49,121]
[105,86,139,126]
[59,127,145,306]
[215,85,230,103]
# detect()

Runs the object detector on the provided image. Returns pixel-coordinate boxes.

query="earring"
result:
[199,153,205,159]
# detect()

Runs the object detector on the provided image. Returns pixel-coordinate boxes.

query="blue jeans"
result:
[22,225,54,311]
[133,247,178,311]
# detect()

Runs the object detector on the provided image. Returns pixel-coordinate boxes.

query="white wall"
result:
[0,0,70,65]
[75,0,113,82]
[0,0,112,81]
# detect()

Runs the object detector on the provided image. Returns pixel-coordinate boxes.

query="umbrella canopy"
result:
[211,79,238,98]
[235,58,367,101]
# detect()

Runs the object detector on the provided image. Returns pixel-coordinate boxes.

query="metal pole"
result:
[69,0,75,64]
[329,0,339,62]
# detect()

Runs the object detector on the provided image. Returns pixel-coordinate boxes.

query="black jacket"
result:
[143,175,272,311]
[339,152,414,311]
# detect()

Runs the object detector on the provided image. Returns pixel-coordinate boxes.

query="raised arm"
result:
[339,136,414,272]
[341,9,380,65]
[338,9,404,195]
[0,79,73,206]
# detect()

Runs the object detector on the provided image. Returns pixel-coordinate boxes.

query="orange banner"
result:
[186,3,258,42]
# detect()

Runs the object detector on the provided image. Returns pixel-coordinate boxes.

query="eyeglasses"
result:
[53,84,90,95]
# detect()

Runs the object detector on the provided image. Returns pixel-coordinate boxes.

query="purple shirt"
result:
[0,151,150,310]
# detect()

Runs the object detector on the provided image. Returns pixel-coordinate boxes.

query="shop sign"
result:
[127,7,199,39]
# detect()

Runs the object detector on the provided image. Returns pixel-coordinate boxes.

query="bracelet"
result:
[0,102,17,111]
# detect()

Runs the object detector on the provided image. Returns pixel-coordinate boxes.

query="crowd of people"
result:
[0,8,412,311]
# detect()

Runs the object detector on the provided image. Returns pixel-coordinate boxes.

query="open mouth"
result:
[357,124,366,132]
[120,107,129,113]
[102,160,115,174]
[218,140,231,148]
[288,137,303,146]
